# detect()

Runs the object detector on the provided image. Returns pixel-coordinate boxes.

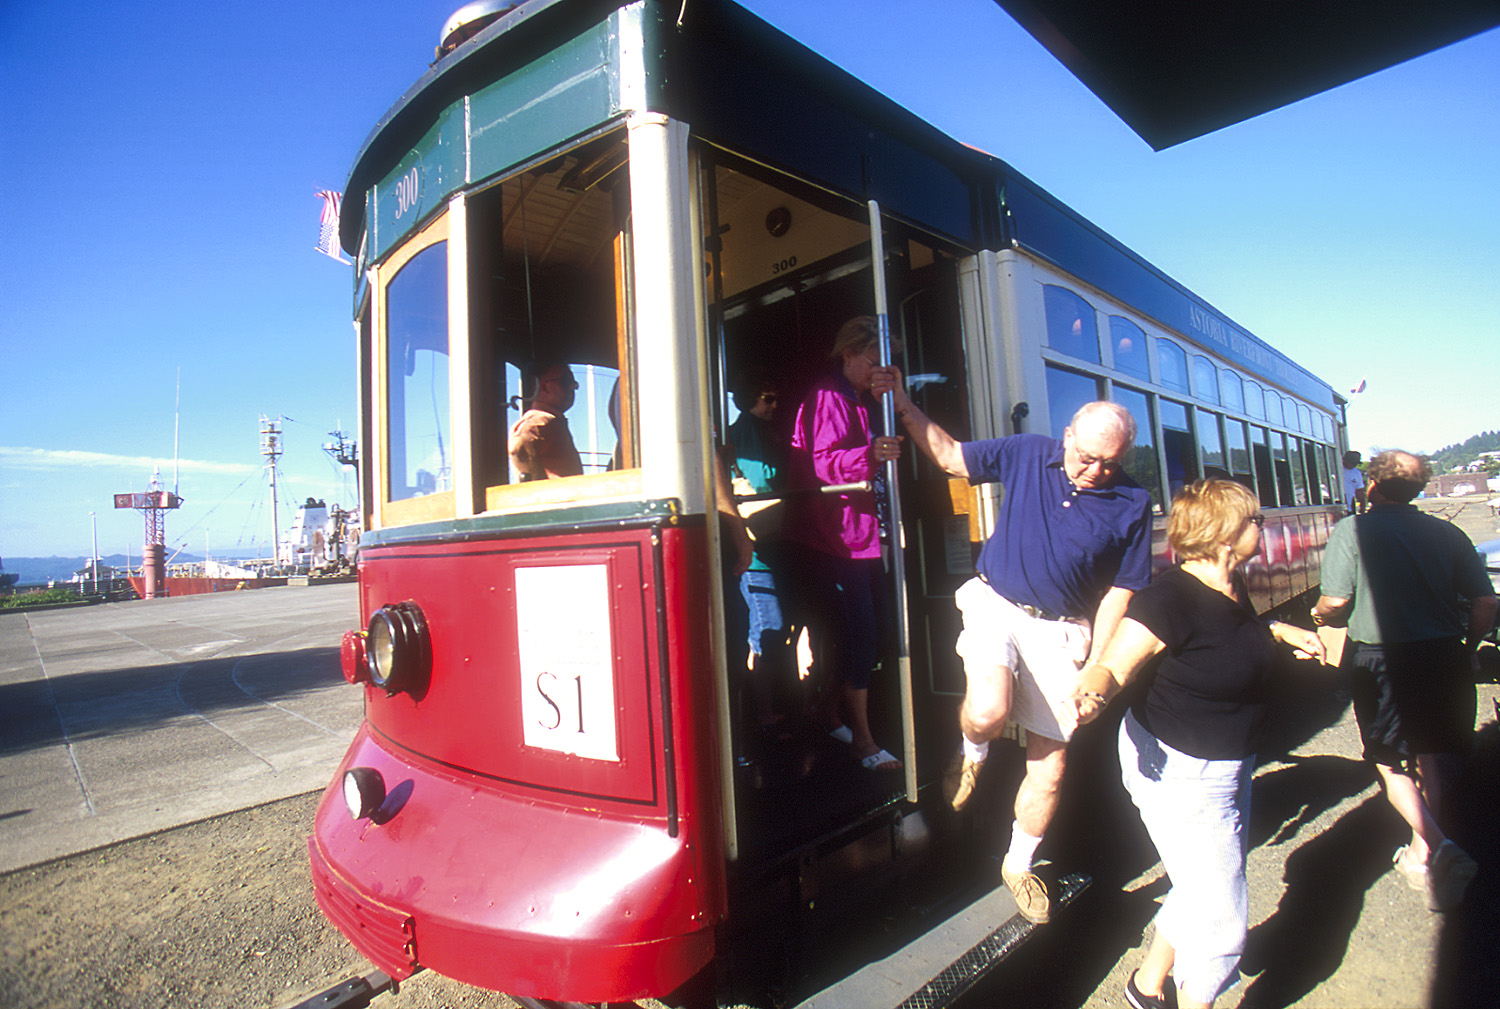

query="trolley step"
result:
[793,872,1090,1009]
[281,969,397,1009]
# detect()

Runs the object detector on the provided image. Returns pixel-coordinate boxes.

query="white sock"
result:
[962,737,990,765]
[1003,822,1043,875]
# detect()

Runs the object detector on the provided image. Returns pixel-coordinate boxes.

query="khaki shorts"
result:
[953,576,1091,742]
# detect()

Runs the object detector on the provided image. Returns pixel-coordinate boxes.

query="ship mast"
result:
[260,417,283,569]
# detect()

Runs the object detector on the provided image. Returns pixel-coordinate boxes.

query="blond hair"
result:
[1167,479,1260,561]
[829,315,903,360]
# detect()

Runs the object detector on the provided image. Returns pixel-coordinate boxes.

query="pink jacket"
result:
[785,374,881,559]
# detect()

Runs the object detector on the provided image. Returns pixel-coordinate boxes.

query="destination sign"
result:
[114,492,181,509]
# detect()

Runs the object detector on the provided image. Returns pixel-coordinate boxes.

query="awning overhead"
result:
[992,1,1500,149]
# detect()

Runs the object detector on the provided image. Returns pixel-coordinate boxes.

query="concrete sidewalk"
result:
[0,584,361,873]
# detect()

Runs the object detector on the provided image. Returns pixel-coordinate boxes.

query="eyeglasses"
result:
[1250,514,1266,528]
[759,393,779,404]
[1074,450,1122,473]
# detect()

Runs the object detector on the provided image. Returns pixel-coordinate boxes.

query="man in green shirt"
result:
[1314,450,1496,913]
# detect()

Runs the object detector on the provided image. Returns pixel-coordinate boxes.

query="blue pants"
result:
[794,550,886,691]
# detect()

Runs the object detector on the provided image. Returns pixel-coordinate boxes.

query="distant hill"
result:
[1430,431,1500,475]
[1,551,268,588]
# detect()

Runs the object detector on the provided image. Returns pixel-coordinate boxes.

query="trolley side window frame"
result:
[374,211,457,530]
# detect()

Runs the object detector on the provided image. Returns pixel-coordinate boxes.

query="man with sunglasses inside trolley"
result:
[510,359,584,481]
[873,370,1153,924]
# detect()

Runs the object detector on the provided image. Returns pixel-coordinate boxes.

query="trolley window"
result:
[1219,369,1244,414]
[1303,439,1329,504]
[1264,389,1284,428]
[1250,425,1276,506]
[1112,384,1161,512]
[1286,435,1310,504]
[1043,285,1100,364]
[1244,379,1265,420]
[1193,355,1219,405]
[1160,398,1198,503]
[1225,418,1254,491]
[375,210,456,527]
[1271,431,1295,506]
[1044,365,1100,438]
[1157,339,1189,394]
[1109,316,1150,380]
[1197,408,1226,478]
[468,130,638,503]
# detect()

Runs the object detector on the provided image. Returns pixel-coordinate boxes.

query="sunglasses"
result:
[759,393,779,404]
[1250,514,1266,528]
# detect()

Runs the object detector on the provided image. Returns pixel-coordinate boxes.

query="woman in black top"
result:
[1071,480,1325,1009]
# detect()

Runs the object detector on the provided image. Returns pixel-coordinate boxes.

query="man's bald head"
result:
[1364,450,1432,503]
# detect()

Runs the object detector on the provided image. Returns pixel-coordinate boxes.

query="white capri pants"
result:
[1119,709,1254,1005]
[953,576,1091,741]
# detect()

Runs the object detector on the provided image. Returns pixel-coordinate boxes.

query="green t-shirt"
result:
[1321,503,1493,644]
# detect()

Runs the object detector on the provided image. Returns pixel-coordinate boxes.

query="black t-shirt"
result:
[1127,566,1278,760]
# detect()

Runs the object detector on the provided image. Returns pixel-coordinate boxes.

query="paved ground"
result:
[0,583,361,873]
[973,670,1500,1009]
[1,512,1495,1008]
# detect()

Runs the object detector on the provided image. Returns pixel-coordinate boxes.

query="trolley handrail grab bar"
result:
[870,199,919,803]
[732,480,872,504]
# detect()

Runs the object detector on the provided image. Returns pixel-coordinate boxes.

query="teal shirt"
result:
[726,413,783,572]
[1321,503,1494,644]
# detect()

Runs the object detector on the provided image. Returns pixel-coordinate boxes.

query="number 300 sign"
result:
[516,564,619,761]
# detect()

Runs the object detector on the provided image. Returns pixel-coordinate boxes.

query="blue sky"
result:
[3,0,1496,560]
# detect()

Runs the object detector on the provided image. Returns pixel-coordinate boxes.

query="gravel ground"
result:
[3,687,1493,1009]
[0,789,526,1009]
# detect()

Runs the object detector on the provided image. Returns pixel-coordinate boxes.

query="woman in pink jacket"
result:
[785,316,903,771]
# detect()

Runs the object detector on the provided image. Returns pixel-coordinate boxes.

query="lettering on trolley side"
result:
[394,166,421,221]
[515,563,620,761]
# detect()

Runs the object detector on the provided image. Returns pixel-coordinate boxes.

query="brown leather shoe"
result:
[1002,863,1051,924]
[942,750,983,811]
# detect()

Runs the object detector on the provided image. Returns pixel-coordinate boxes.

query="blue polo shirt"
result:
[963,434,1153,619]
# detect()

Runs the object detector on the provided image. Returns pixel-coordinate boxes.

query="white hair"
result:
[1070,400,1136,448]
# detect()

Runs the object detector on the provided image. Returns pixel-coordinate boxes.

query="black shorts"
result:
[1347,637,1475,768]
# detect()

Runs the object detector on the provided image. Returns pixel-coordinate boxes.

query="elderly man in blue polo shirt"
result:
[876,371,1153,923]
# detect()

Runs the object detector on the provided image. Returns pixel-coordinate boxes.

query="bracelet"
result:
[1077,690,1107,703]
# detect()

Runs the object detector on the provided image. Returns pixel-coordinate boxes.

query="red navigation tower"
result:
[114,469,182,598]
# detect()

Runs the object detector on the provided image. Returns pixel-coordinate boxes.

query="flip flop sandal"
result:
[860,748,901,771]
[827,725,854,744]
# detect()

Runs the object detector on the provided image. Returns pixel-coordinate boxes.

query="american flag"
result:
[315,190,346,262]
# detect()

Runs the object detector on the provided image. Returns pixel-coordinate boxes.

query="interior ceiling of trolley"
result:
[497,141,625,275]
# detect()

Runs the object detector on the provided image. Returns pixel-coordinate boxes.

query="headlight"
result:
[365,601,431,696]
[343,766,387,820]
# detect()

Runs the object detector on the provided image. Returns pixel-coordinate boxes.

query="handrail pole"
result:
[869,199,918,802]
